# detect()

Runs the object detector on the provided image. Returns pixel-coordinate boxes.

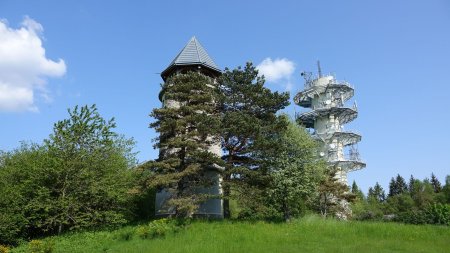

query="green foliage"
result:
[356,174,450,226]
[0,105,137,245]
[368,182,385,203]
[317,169,353,218]
[0,245,10,253]
[409,178,435,209]
[430,173,442,193]
[258,116,325,221]
[136,219,175,239]
[218,62,290,218]
[425,203,450,225]
[28,240,54,253]
[443,175,450,203]
[388,174,407,197]
[148,72,224,217]
[116,230,134,241]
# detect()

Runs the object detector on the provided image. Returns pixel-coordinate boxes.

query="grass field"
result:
[11,216,449,253]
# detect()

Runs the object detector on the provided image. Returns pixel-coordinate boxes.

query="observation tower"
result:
[294,62,365,185]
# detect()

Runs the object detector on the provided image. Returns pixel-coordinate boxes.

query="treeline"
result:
[351,174,450,225]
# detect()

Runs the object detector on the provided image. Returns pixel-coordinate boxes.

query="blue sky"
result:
[1,0,449,193]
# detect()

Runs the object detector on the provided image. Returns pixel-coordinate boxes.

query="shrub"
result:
[28,239,54,253]
[136,226,150,239]
[148,218,171,238]
[0,245,10,253]
[425,203,450,225]
[136,218,174,239]
[116,230,134,241]
[396,210,427,225]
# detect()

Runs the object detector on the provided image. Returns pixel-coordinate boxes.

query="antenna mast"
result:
[317,60,322,78]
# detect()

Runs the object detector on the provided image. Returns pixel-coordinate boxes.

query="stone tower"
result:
[155,37,223,218]
[294,62,365,185]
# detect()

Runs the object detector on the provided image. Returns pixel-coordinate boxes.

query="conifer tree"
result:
[218,62,290,218]
[368,182,385,203]
[388,174,407,197]
[351,180,365,200]
[431,173,442,193]
[149,72,224,217]
[408,175,416,193]
[317,169,354,218]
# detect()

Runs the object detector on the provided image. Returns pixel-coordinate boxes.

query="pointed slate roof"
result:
[161,37,221,80]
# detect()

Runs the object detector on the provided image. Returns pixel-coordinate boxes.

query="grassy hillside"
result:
[11,216,449,253]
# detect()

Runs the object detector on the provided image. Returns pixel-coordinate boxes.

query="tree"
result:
[149,72,224,217]
[431,173,442,193]
[259,116,325,221]
[218,62,290,218]
[317,169,354,218]
[0,105,136,245]
[45,104,136,233]
[368,182,385,203]
[443,175,450,204]
[351,180,365,201]
[409,178,435,209]
[388,174,407,197]
[408,175,415,193]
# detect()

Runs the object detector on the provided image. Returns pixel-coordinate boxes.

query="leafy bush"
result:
[0,105,137,245]
[136,226,150,239]
[136,218,174,239]
[425,203,450,225]
[396,210,427,224]
[148,218,172,237]
[0,245,10,253]
[28,239,54,253]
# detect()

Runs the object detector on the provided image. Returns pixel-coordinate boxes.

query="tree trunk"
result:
[223,176,231,219]
[223,150,234,219]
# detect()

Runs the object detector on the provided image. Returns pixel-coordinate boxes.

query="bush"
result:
[425,203,450,225]
[0,245,10,253]
[115,229,134,241]
[28,239,54,253]
[136,226,150,239]
[136,218,174,239]
[396,210,427,225]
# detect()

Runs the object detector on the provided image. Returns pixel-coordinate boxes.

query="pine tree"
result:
[369,182,385,203]
[317,169,354,218]
[149,72,224,217]
[431,173,442,193]
[388,177,397,197]
[396,174,408,194]
[218,62,290,218]
[408,175,415,193]
[351,180,365,200]
[388,174,407,197]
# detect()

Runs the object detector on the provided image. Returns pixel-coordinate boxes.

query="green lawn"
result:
[11,216,449,253]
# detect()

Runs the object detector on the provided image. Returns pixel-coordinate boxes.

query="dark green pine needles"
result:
[149,71,224,217]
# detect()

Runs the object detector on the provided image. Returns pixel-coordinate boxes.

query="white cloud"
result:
[0,16,66,112]
[256,57,295,82]
[256,58,295,91]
